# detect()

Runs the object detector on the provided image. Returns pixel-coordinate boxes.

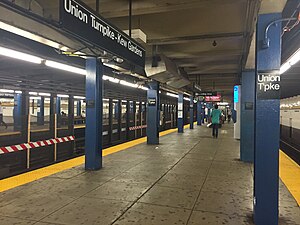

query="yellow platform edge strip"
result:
[0,124,194,192]
[279,150,300,206]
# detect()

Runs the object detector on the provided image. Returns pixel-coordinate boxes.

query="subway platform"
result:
[0,125,299,225]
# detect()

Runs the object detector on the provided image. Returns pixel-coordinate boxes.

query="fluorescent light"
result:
[0,46,43,64]
[29,92,38,95]
[57,94,69,98]
[15,90,22,94]
[103,75,120,83]
[74,96,85,100]
[102,75,110,80]
[289,49,300,66]
[166,92,178,98]
[45,60,86,75]
[120,80,138,88]
[0,22,69,52]
[30,96,41,100]
[280,62,291,75]
[138,86,149,91]
[280,48,300,74]
[184,97,190,101]
[39,92,51,97]
[0,89,15,93]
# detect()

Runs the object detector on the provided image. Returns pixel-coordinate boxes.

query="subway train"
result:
[0,81,196,179]
[280,95,300,165]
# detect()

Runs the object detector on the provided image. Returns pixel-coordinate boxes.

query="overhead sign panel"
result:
[197,92,217,96]
[59,0,145,68]
[205,94,221,102]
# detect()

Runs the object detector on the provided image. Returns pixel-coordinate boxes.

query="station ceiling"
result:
[0,0,298,100]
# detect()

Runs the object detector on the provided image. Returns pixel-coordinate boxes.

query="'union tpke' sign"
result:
[60,0,145,68]
[257,71,280,99]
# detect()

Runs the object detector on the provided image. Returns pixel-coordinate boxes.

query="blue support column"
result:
[146,81,159,145]
[56,97,61,128]
[77,100,81,117]
[85,58,103,170]
[56,97,61,115]
[178,93,184,133]
[240,70,255,162]
[189,96,194,129]
[13,93,22,132]
[68,95,74,133]
[37,97,44,126]
[49,94,56,137]
[197,101,201,125]
[254,13,281,225]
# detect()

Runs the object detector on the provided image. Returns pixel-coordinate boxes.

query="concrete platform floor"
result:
[0,124,299,225]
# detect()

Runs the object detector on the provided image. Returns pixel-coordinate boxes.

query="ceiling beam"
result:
[148,32,244,45]
[98,0,246,18]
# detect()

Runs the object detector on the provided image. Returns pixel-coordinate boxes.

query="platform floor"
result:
[0,124,300,225]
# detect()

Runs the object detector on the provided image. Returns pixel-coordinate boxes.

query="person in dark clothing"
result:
[0,102,8,129]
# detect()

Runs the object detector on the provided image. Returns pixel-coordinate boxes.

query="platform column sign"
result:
[257,71,280,99]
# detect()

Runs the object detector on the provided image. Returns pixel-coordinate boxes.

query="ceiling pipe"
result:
[96,0,100,13]
[129,0,132,37]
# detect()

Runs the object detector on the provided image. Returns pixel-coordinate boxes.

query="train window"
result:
[57,98,69,130]
[103,99,109,126]
[0,96,14,134]
[29,96,51,132]
[112,100,118,124]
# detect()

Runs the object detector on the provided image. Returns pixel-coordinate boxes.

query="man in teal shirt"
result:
[211,104,221,138]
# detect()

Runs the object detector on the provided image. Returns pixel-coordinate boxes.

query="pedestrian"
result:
[211,104,221,138]
[0,102,8,129]
[228,109,232,123]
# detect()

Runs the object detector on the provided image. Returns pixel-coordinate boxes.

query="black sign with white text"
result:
[59,0,145,68]
[197,92,217,97]
[257,71,280,100]
[148,98,156,106]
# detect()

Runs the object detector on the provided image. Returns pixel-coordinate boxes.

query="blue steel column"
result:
[146,81,159,145]
[241,70,255,162]
[254,13,281,225]
[85,58,103,170]
[56,97,61,128]
[13,93,22,131]
[49,94,56,137]
[37,97,44,126]
[197,101,202,125]
[189,96,194,129]
[178,93,184,133]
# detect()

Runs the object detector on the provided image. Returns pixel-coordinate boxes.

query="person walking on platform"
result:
[0,102,8,129]
[211,104,221,138]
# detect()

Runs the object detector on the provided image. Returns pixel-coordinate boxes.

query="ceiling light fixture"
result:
[0,89,15,93]
[280,48,300,74]
[0,46,43,64]
[45,60,87,75]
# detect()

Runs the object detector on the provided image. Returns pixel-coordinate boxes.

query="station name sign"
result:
[60,0,145,68]
[257,71,280,100]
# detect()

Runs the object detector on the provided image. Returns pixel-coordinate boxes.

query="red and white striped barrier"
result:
[129,125,147,131]
[0,136,75,155]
